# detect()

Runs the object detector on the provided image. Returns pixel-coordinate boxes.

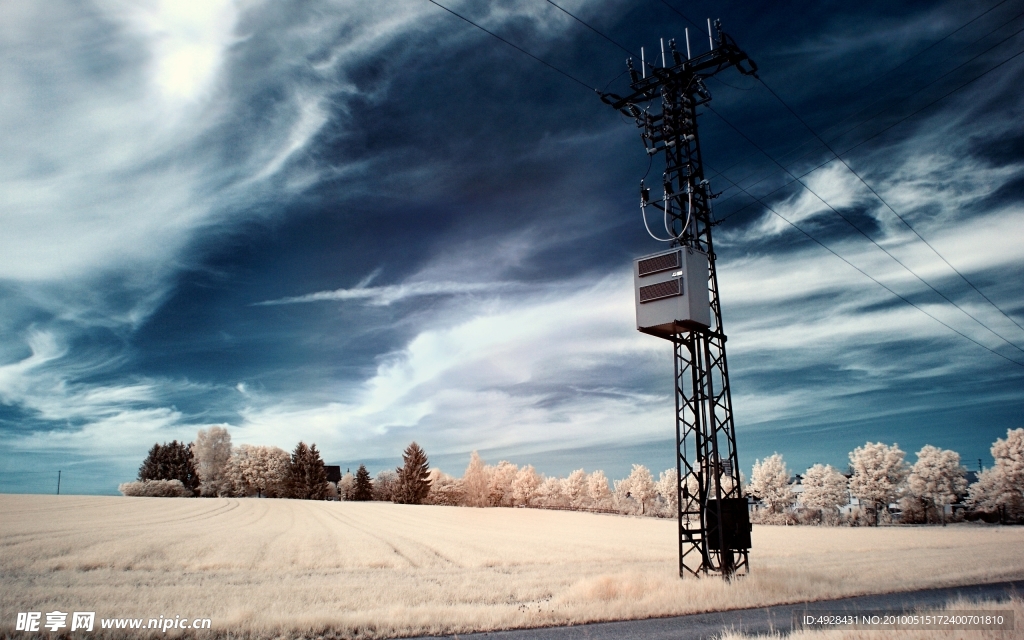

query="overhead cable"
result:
[543,0,1024,355]
[708,172,1024,369]
[758,75,1024,338]
[425,0,1024,365]
[712,42,1024,225]
[707,104,1024,356]
[544,0,638,59]
[423,0,599,92]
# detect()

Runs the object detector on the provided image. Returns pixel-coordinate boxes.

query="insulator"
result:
[627,58,639,84]
[669,38,683,66]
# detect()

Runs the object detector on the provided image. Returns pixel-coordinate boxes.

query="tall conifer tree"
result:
[394,442,431,505]
[353,464,373,501]
[287,441,330,500]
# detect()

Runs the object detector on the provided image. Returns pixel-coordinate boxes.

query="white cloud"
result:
[2,1,1021,487]
[233,273,666,457]
[256,280,517,307]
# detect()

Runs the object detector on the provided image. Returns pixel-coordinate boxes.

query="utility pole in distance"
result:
[57,470,61,495]
[600,21,757,579]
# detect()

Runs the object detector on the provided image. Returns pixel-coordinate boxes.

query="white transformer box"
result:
[633,246,711,338]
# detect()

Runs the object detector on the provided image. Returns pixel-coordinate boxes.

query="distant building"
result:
[324,465,341,484]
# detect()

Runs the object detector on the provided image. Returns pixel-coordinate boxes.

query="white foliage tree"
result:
[587,470,612,509]
[537,476,566,507]
[372,469,398,502]
[462,451,490,507]
[228,444,290,498]
[192,426,233,496]
[426,469,465,506]
[564,469,590,509]
[801,463,848,522]
[656,468,679,517]
[908,445,966,524]
[511,464,541,506]
[967,428,1024,521]
[613,476,632,513]
[848,442,909,524]
[749,453,794,514]
[624,464,656,515]
[338,470,356,500]
[488,460,518,507]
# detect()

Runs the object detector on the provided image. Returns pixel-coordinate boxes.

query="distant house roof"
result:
[324,465,341,483]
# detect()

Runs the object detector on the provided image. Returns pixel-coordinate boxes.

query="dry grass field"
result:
[2,495,1024,638]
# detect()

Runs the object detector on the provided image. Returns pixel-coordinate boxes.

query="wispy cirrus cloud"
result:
[254,280,519,307]
[3,1,1023,496]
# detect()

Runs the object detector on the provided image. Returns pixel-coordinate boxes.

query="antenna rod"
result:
[641,46,646,78]
[661,38,666,67]
[707,18,714,50]
[685,28,691,59]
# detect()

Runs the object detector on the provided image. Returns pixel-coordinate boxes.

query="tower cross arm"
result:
[598,24,756,113]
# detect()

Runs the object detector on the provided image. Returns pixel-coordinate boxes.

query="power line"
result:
[551,0,1024,355]
[426,0,1024,364]
[544,0,637,59]
[708,103,1024,357]
[790,12,1024,164]
[696,3,1024,210]
[708,169,1024,369]
[712,41,1024,226]
[423,0,599,92]
[758,76,1024,339]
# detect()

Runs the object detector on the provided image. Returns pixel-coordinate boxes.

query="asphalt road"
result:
[407,580,1023,640]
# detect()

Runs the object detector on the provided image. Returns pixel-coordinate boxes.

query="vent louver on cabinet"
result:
[637,251,680,277]
[639,278,683,303]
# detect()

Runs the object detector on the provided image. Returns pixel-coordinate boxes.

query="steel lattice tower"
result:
[601,22,757,578]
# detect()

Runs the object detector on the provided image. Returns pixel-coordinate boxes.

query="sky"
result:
[1,0,1022,495]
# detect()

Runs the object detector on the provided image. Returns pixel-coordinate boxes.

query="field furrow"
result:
[2,495,1023,639]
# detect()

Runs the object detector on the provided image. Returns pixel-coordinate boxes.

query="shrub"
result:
[118,479,192,497]
[750,507,795,525]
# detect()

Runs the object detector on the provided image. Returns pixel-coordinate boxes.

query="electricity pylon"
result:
[601,21,757,578]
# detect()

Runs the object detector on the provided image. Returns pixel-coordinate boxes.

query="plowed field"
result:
[3,495,1023,638]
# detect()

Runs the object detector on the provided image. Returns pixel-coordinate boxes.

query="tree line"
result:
[119,426,1023,526]
[747,429,1024,525]
[119,427,431,503]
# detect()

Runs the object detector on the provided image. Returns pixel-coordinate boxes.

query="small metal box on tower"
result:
[634,246,711,338]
